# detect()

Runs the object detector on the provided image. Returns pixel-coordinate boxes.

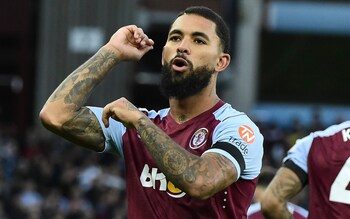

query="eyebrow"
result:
[168,29,210,41]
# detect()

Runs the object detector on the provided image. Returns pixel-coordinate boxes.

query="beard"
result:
[160,59,215,100]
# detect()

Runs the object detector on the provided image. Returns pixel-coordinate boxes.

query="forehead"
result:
[170,14,218,38]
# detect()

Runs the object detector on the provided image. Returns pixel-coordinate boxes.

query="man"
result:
[247,167,308,219]
[40,6,264,218]
[261,121,350,219]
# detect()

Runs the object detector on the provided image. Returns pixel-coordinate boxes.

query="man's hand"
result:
[102,97,145,128]
[104,25,154,61]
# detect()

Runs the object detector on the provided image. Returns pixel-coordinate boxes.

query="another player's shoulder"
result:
[312,120,350,138]
[292,121,350,150]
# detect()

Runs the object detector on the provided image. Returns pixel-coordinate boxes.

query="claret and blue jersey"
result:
[89,100,264,219]
[284,120,350,219]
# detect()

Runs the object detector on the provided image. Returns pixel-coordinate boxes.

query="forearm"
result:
[135,116,231,199]
[41,46,119,124]
[47,46,119,111]
[136,116,199,181]
[39,46,119,150]
[261,167,303,219]
[40,25,154,151]
[262,203,293,219]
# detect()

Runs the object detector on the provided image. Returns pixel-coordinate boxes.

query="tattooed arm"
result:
[101,98,237,200]
[260,167,304,219]
[39,25,154,151]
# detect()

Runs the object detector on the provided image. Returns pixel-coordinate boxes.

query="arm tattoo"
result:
[64,78,96,106]
[49,50,117,104]
[265,168,303,219]
[136,117,233,195]
[137,117,195,181]
[270,169,303,202]
[163,150,187,175]
[47,49,117,151]
[62,107,105,151]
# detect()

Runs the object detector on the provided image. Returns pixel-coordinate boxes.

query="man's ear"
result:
[215,53,230,72]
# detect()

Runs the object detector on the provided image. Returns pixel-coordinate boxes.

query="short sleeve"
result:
[87,106,126,157]
[204,115,264,181]
[283,134,313,174]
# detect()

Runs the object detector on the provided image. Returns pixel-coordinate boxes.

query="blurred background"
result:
[1,0,350,218]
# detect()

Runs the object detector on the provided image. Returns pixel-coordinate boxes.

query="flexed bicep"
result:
[60,107,105,152]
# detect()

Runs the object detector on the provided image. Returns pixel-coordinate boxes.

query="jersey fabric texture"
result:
[247,202,308,219]
[88,100,264,219]
[284,121,350,219]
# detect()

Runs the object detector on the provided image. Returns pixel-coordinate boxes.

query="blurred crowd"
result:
[0,112,343,219]
[0,124,127,219]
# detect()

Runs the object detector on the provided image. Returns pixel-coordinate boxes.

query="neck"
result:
[169,89,220,124]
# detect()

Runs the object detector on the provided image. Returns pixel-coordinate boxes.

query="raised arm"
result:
[39,25,154,151]
[261,167,304,219]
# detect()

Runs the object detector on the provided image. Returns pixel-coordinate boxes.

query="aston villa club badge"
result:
[189,128,209,149]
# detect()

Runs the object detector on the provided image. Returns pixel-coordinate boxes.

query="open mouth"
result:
[172,57,189,72]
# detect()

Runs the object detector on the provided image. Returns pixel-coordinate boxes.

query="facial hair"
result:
[160,59,215,100]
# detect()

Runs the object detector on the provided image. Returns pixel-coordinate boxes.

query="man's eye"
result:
[169,36,181,41]
[194,39,206,44]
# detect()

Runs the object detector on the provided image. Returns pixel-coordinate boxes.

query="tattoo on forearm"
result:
[271,171,302,202]
[265,169,302,219]
[49,49,117,106]
[137,117,193,181]
[62,107,105,150]
[136,117,231,193]
[163,150,187,175]
[64,78,95,106]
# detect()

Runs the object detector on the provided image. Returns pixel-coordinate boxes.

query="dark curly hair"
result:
[176,6,230,53]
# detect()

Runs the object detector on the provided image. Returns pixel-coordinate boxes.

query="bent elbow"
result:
[39,108,56,129]
[39,105,65,131]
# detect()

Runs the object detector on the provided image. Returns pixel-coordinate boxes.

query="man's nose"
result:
[177,40,190,54]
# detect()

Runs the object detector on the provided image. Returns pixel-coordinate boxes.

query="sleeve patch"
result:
[238,125,255,144]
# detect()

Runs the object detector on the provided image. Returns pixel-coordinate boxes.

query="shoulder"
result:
[212,104,263,156]
[284,120,350,173]
[311,120,350,141]
[214,103,262,135]
[214,103,253,123]
[291,120,350,154]
[209,103,264,179]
